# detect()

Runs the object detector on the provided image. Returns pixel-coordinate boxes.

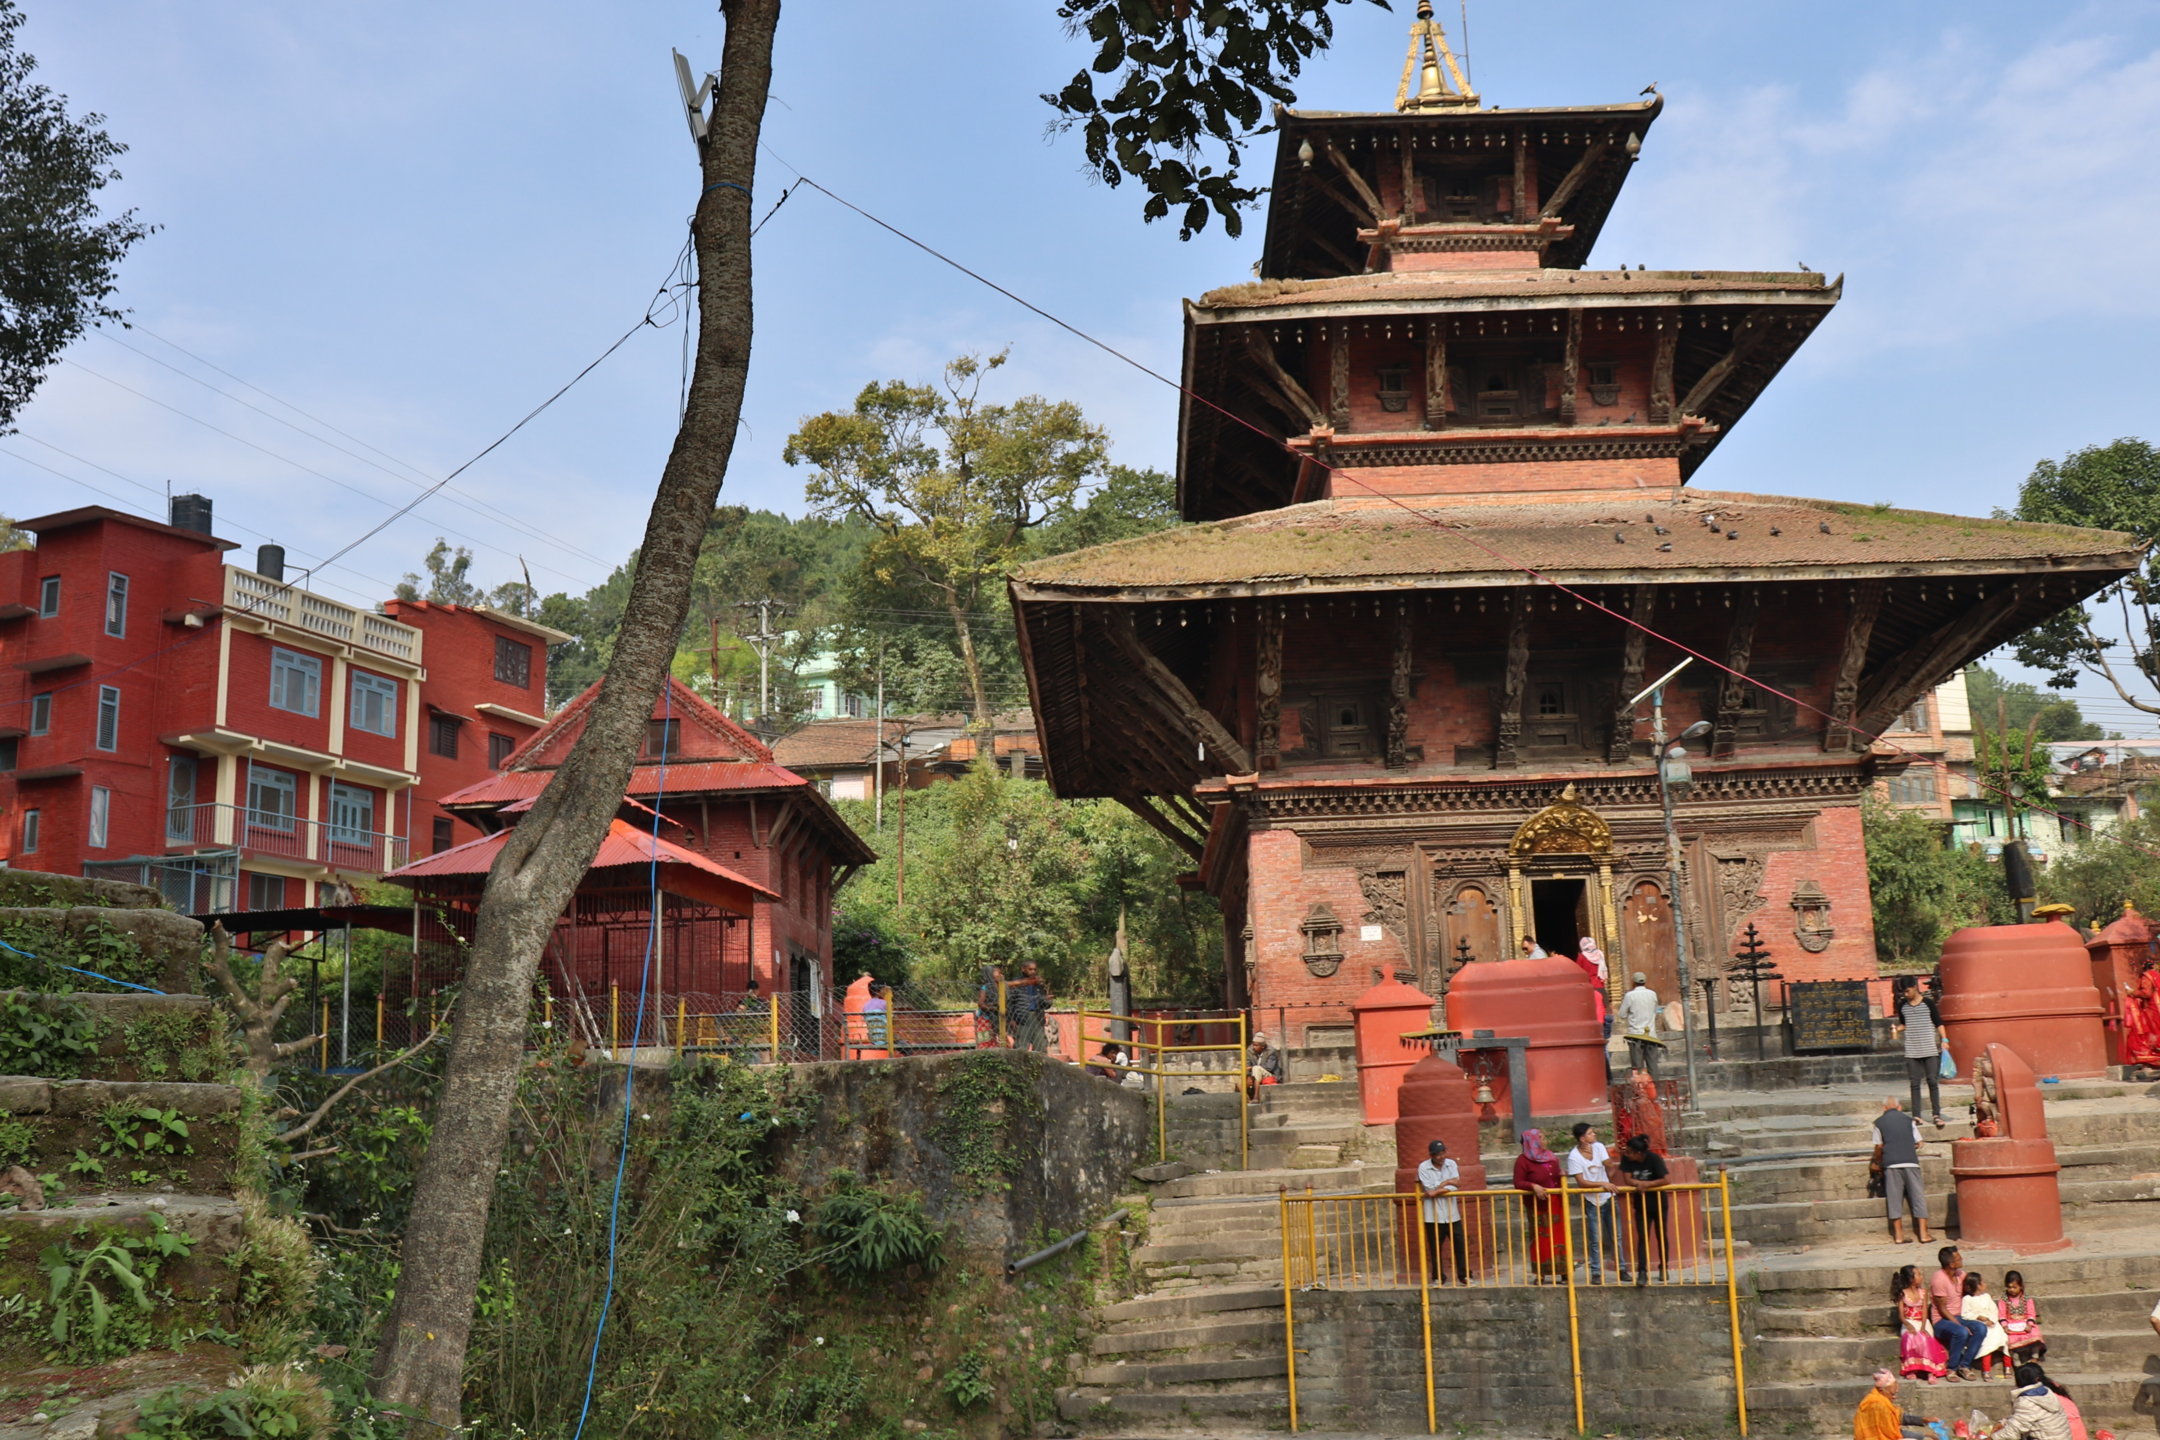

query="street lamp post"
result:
[1629,658,1714,1111]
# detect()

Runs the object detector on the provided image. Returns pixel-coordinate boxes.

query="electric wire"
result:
[90,327,618,572]
[768,161,2160,861]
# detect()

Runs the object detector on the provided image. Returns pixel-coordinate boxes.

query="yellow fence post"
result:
[1414,1193,1436,1434]
[1720,1169,1748,1437]
[375,994,384,1049]
[768,990,782,1063]
[610,984,619,1051]
[1154,1019,1167,1163]
[1238,1011,1250,1171]
[676,995,687,1053]
[1279,1188,1299,1434]
[1559,1180,1585,1435]
[544,991,553,1032]
[319,1000,330,1069]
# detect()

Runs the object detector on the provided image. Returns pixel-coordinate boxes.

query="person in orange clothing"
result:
[1854,1368,1935,1440]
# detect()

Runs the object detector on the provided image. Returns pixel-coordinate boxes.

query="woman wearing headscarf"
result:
[1575,936,1610,1037]
[1512,1128,1566,1284]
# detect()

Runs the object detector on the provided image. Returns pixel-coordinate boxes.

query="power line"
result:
[92,326,618,571]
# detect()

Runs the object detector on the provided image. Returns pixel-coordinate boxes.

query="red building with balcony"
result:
[0,499,563,911]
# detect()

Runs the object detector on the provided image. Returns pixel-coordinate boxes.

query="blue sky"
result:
[10,1,2160,729]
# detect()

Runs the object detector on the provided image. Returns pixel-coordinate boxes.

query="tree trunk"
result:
[367,2,779,1426]
[949,602,993,735]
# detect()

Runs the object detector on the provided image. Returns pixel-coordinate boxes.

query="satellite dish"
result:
[672,49,712,145]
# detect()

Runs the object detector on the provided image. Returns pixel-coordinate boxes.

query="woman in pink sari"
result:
[1894,1264,1948,1382]
[1513,1129,1566,1284]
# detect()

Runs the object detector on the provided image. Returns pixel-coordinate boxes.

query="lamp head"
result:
[1679,720,1713,741]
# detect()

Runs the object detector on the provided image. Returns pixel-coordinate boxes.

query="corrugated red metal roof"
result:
[385,818,779,900]
[439,762,805,810]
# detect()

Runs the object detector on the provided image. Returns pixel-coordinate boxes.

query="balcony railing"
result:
[223,568,422,664]
[165,802,408,874]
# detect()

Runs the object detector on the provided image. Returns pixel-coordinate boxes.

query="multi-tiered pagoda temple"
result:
[1011,8,2139,1044]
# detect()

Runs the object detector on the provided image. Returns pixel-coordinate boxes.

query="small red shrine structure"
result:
[1010,7,2139,1050]
[386,676,874,1048]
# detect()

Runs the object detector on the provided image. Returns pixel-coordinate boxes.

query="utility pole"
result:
[1629,657,1712,1111]
[895,730,910,910]
[733,597,786,725]
[873,653,886,831]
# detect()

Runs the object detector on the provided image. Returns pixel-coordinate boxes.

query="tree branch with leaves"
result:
[2010,438,2160,716]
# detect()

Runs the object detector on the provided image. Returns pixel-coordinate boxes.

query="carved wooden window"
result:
[1587,361,1621,407]
[1521,671,1600,757]
[1376,365,1411,414]
[1283,687,1380,762]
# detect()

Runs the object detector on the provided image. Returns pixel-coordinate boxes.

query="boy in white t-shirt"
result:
[1565,1122,1623,1283]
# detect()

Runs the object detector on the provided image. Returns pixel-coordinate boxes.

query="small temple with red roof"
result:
[1010,4,2141,1054]
[383,676,874,1048]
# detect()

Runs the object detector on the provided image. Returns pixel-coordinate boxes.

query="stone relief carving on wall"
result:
[1358,868,1409,947]
[1300,903,1345,978]
[1790,879,1835,953]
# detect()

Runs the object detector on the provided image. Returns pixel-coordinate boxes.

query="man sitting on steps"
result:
[1930,1246,1988,1381]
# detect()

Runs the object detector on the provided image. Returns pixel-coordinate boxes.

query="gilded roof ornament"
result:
[1396,0,1480,112]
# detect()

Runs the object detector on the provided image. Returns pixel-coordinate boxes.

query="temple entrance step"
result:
[1153,1164,1361,1200]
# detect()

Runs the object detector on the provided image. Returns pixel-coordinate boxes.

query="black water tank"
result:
[169,493,214,535]
[256,544,285,581]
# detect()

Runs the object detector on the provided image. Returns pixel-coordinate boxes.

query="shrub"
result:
[812,1170,944,1286]
[0,991,100,1077]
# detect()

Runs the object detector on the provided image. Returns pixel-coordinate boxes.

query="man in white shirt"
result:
[1519,935,1548,959]
[1565,1122,1624,1283]
[1417,1138,1467,1284]
[1619,972,1664,1079]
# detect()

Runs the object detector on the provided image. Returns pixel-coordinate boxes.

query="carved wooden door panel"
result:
[1622,877,1681,1003]
[1439,882,1504,981]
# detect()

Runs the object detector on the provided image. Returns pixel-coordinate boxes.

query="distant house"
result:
[771,717,907,800]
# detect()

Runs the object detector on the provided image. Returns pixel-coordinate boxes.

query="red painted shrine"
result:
[1011,7,2138,1058]
[385,677,873,1043]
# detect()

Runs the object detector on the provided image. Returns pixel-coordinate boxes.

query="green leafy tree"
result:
[907,763,1093,990]
[1972,721,2058,842]
[2010,439,2160,717]
[0,0,153,430]
[787,352,1108,731]
[1964,667,2107,742]
[2035,815,2160,928]
[1864,799,2012,968]
[1045,0,1392,237]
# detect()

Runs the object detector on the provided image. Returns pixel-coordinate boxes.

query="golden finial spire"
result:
[1396,1,1479,112]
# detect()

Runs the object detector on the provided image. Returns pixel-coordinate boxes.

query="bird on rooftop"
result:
[1652,525,1670,535]
[1798,262,1815,272]
[1656,543,1673,552]
[1726,530,1739,540]
[1769,526,1781,536]
[1614,532,1627,544]
[1820,522,1833,534]
[1641,82,1660,96]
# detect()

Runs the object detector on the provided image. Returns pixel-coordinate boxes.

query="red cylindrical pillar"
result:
[1393,1051,1491,1279]
[1352,974,1438,1124]
[1938,923,2108,1080]
[1951,1137,2069,1253]
[1447,957,1609,1115]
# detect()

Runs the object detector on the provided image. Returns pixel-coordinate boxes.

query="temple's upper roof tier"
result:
[1261,98,1661,280]
[1012,490,2138,600]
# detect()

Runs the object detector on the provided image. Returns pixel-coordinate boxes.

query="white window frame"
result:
[166,755,198,842]
[96,685,120,751]
[245,764,298,833]
[327,781,374,845]
[37,576,59,617]
[88,786,111,849]
[21,808,40,853]
[28,693,51,735]
[104,572,129,638]
[269,647,323,717]
[349,671,398,737]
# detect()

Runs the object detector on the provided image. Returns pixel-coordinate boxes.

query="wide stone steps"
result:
[1746,1372,2155,1432]
[1753,1288,2142,1339]
[1748,1327,2158,1381]
[1153,1163,1361,1200]
[1062,1286,1290,1428]
[0,1075,245,1197]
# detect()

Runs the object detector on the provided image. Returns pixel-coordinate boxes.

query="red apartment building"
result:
[0,499,564,911]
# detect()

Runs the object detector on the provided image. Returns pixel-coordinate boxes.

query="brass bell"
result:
[1473,1077,1496,1106]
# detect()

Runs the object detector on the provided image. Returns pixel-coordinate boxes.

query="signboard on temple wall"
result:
[1785,980,1873,1053]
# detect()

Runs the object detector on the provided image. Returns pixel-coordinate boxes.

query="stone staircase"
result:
[0,873,305,1438]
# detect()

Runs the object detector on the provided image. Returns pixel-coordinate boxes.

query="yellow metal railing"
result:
[1279,1175,1745,1436]
[1077,1011,1248,1168]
